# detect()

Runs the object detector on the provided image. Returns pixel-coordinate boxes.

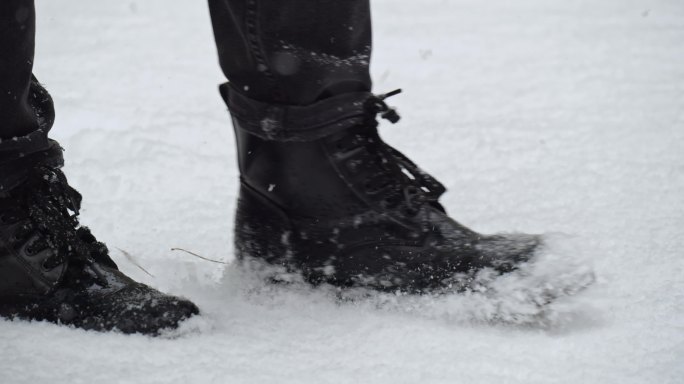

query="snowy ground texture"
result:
[2,0,684,383]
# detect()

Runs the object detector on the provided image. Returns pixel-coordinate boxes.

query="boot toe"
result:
[74,284,199,335]
[474,233,542,272]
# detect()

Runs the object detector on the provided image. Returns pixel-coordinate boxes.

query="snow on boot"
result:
[223,84,542,293]
[0,142,198,334]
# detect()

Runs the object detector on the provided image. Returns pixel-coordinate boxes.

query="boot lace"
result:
[337,90,446,216]
[4,166,112,285]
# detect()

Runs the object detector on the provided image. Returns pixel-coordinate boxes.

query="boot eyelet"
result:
[25,246,37,256]
[42,257,61,271]
[364,183,378,195]
[380,198,399,209]
[41,260,53,271]
[405,186,419,195]
[402,206,419,217]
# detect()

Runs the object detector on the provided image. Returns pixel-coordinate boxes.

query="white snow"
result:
[2,0,683,383]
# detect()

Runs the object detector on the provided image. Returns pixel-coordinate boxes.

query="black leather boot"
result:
[223,84,541,293]
[0,143,199,334]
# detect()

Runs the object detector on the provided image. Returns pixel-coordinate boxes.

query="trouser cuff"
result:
[0,137,63,193]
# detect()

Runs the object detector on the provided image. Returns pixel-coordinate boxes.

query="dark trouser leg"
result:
[208,0,372,105]
[0,0,37,138]
[0,0,56,192]
[0,2,199,333]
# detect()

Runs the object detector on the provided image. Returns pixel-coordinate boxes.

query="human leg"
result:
[0,0,41,139]
[209,0,540,292]
[208,0,372,105]
[0,0,198,334]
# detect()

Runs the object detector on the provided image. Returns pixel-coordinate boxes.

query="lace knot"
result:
[365,89,402,124]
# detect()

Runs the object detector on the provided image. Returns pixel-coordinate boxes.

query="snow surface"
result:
[2,0,683,383]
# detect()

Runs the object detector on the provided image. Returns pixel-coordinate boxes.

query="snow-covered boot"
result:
[222,84,541,293]
[0,143,199,334]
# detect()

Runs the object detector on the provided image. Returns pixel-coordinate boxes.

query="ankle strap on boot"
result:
[219,82,401,142]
